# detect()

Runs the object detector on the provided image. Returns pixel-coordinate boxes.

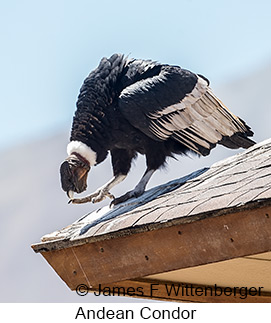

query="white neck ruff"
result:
[67,141,97,166]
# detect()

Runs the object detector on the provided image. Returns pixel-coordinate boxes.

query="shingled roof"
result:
[32,138,271,302]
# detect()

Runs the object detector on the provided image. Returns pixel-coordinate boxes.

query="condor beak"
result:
[67,190,74,199]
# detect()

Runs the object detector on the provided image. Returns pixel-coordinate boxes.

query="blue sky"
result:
[0,0,270,151]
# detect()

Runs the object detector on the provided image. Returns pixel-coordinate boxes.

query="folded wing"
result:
[119,65,254,156]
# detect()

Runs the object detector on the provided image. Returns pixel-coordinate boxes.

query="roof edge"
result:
[31,198,271,253]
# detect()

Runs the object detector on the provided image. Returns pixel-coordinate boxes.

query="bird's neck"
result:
[70,55,127,162]
[67,141,97,166]
[70,96,112,165]
[67,140,108,166]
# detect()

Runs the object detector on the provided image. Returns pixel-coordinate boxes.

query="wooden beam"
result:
[87,278,271,303]
[41,204,271,292]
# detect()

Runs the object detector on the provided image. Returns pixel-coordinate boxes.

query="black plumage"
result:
[60,53,255,205]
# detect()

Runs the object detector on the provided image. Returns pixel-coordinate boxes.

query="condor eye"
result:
[69,158,78,167]
[71,159,77,164]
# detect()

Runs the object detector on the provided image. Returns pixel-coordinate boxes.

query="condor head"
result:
[60,153,90,199]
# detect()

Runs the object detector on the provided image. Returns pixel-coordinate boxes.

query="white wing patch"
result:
[148,75,247,155]
[148,76,208,119]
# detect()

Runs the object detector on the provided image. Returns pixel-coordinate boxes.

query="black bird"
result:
[60,54,255,205]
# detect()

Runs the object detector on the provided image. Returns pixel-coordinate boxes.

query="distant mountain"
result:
[1,62,270,302]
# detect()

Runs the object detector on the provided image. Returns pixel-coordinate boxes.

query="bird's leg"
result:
[69,174,126,204]
[112,169,155,205]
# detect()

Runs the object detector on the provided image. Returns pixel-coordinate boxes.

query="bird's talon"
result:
[112,192,132,206]
[107,192,115,200]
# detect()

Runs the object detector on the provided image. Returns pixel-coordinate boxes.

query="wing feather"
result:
[119,63,254,155]
[148,77,252,155]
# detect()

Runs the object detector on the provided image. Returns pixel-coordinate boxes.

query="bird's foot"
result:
[69,188,114,204]
[92,188,115,203]
[111,188,144,206]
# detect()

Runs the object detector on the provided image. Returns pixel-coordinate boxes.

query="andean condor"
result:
[60,54,255,205]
